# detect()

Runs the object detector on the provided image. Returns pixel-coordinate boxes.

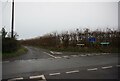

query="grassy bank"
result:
[2,46,28,59]
[38,46,119,53]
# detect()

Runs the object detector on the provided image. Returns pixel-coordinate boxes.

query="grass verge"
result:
[2,46,28,59]
[38,46,119,53]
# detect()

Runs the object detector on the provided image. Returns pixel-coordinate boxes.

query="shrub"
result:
[2,38,20,53]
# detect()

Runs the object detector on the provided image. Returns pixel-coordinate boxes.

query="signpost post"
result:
[11,0,14,38]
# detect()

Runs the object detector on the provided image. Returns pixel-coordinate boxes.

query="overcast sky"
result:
[2,0,119,39]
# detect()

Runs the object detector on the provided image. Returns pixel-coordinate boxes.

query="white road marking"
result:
[50,51,54,54]
[95,54,100,55]
[50,51,62,54]
[30,75,46,80]
[71,55,78,57]
[27,60,33,62]
[101,53,110,55]
[55,52,62,54]
[87,54,94,56]
[116,65,120,67]
[49,73,61,76]
[102,66,113,69]
[80,55,87,56]
[8,77,23,81]
[43,52,56,58]
[63,56,69,58]
[87,68,98,71]
[88,54,94,56]
[66,70,79,74]
[87,54,91,56]
[55,57,62,59]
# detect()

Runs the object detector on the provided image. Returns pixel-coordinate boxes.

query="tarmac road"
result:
[3,46,52,61]
[2,46,119,80]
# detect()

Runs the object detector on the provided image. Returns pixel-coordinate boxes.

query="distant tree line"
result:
[21,28,120,49]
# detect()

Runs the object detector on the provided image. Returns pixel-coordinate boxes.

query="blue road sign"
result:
[88,37,96,42]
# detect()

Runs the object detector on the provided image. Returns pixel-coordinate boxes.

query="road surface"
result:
[2,46,119,80]
[3,46,52,61]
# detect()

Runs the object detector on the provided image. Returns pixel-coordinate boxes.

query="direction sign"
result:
[88,37,96,42]
[100,42,110,45]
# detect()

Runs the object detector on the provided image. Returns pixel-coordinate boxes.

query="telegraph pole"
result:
[11,0,14,38]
